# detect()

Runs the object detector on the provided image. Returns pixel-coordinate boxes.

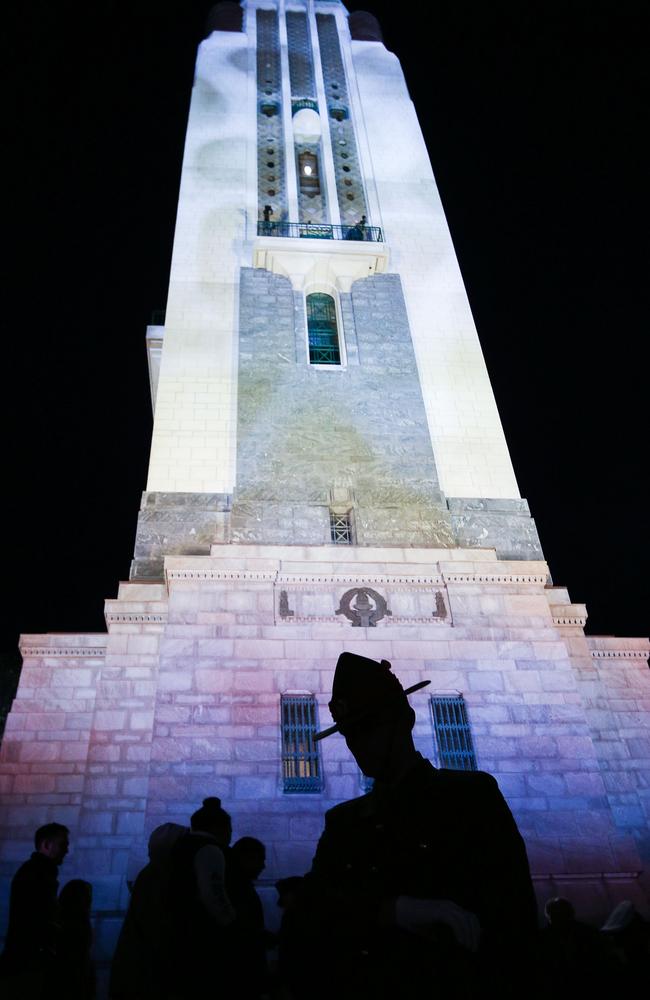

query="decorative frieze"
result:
[104,613,168,625]
[166,569,277,582]
[277,574,444,587]
[445,573,547,585]
[590,649,649,659]
[18,645,107,658]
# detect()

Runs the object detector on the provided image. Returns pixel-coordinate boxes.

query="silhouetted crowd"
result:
[2,653,649,998]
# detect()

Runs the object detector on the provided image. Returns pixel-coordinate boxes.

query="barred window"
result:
[281,695,322,792]
[307,292,341,365]
[330,511,352,544]
[430,695,477,771]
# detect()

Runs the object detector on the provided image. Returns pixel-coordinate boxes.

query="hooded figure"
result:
[166,798,236,999]
[299,652,537,1000]
[109,823,187,1000]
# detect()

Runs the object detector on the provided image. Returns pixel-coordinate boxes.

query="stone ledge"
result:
[587,636,649,660]
[590,649,650,659]
[208,543,499,563]
[104,613,168,624]
[19,635,108,658]
[252,237,390,292]
[164,554,549,587]
[550,604,588,627]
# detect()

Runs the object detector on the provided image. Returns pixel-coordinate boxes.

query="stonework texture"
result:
[257,7,288,221]
[448,497,544,562]
[2,545,649,956]
[233,267,454,547]
[316,11,369,225]
[131,492,231,579]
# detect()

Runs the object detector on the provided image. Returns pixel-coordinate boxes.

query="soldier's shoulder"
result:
[435,766,500,797]
[324,793,373,825]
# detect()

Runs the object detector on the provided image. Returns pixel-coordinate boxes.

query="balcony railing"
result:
[257,220,383,242]
[309,345,341,365]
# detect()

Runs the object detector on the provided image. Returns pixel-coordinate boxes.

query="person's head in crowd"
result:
[232,837,266,880]
[59,879,93,919]
[34,822,70,865]
[544,897,576,928]
[190,797,232,849]
[147,822,187,865]
[275,876,303,910]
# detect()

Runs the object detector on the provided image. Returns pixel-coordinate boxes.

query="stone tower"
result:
[1,0,649,949]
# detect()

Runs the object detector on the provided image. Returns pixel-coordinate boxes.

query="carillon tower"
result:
[1,0,649,947]
[135,0,542,574]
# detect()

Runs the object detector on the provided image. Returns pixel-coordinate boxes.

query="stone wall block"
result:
[468,673,504,693]
[50,669,94,688]
[234,740,277,762]
[158,674,193,692]
[505,672,542,693]
[18,743,61,763]
[93,711,128,731]
[233,776,277,799]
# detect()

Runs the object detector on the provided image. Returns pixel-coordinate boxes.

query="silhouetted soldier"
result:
[600,900,650,993]
[301,652,537,999]
[227,837,271,998]
[536,896,612,1000]
[274,877,305,999]
[109,822,187,1000]
[57,879,95,1000]
[1,822,70,996]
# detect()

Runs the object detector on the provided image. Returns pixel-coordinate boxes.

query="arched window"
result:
[306,292,341,365]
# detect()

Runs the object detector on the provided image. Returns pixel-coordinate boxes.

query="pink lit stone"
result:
[1,555,648,934]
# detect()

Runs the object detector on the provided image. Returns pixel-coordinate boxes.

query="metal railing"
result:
[257,220,383,242]
[309,345,341,366]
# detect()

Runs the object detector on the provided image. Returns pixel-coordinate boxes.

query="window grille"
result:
[307,292,341,365]
[330,512,352,544]
[281,695,322,793]
[430,695,477,771]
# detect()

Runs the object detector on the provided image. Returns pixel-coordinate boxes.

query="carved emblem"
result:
[336,587,392,627]
[279,590,295,619]
[432,590,447,620]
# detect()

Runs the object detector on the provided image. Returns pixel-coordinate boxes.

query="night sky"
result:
[2,0,647,660]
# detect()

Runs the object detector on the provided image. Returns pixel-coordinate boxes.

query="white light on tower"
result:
[292,107,322,143]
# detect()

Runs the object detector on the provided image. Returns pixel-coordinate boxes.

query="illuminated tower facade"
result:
[1,1,649,947]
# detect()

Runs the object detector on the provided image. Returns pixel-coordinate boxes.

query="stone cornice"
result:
[165,567,546,587]
[166,569,278,582]
[444,573,547,586]
[19,643,107,658]
[252,236,389,293]
[277,573,445,588]
[590,649,649,660]
[551,611,588,627]
[104,612,168,624]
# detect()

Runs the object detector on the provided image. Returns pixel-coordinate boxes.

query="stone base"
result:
[130,491,543,570]
[230,494,455,547]
[448,497,544,562]
[130,492,232,579]
[1,545,649,944]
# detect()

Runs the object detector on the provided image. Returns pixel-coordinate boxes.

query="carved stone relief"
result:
[335,587,391,627]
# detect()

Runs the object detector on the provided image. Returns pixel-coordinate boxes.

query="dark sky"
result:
[2,0,647,656]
